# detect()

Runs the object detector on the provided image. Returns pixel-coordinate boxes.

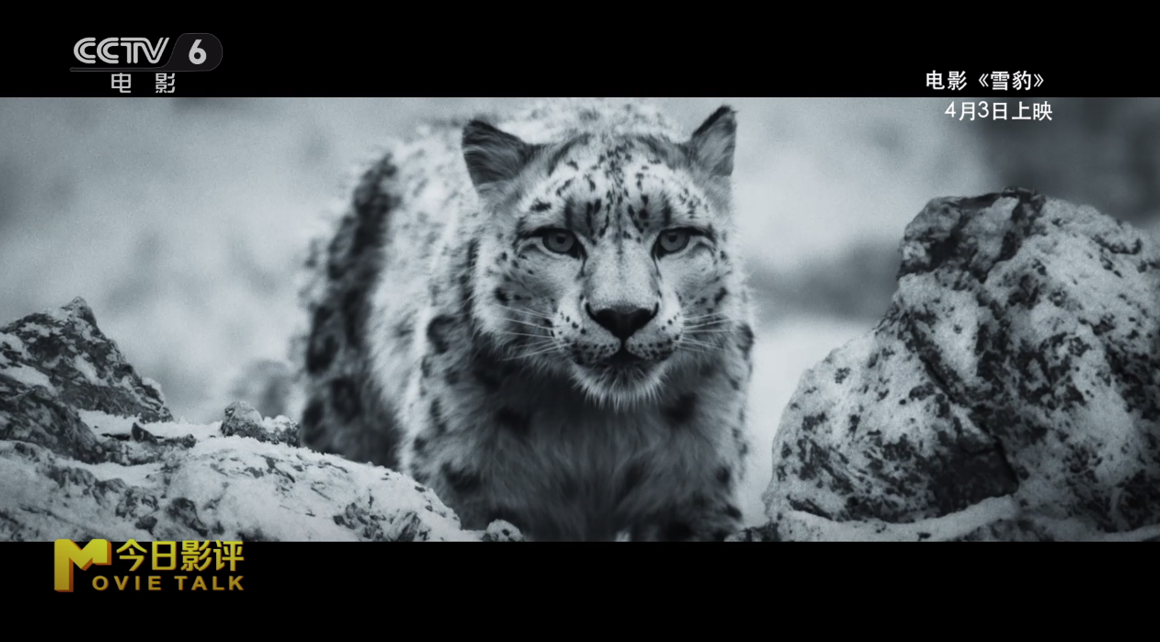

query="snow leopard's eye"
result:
[655,229,693,257]
[541,229,578,256]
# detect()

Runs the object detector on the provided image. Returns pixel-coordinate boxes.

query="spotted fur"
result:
[298,100,755,541]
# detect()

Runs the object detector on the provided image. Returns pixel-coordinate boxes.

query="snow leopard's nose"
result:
[586,303,658,341]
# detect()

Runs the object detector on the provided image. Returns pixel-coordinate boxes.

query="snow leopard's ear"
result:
[685,106,737,178]
[462,120,539,189]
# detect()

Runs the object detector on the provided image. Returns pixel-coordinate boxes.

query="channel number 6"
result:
[189,39,206,64]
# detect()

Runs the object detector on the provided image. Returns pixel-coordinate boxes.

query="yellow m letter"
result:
[55,539,112,592]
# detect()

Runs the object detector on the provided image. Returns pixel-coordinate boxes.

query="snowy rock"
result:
[0,297,170,465]
[0,299,520,542]
[744,188,1160,542]
[220,401,298,446]
[480,520,526,542]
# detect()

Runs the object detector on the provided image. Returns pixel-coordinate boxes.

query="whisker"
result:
[506,318,551,329]
[494,331,552,339]
[494,304,553,320]
[501,334,554,345]
[504,346,562,361]
[683,312,729,322]
[680,338,720,347]
[503,341,558,353]
[678,338,722,351]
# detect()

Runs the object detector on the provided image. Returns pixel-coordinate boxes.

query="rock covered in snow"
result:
[0,298,520,542]
[480,520,525,542]
[220,401,298,445]
[744,188,1160,542]
[1,298,169,465]
[0,297,171,423]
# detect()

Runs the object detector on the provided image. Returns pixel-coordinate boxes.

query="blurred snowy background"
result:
[2,97,1157,526]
